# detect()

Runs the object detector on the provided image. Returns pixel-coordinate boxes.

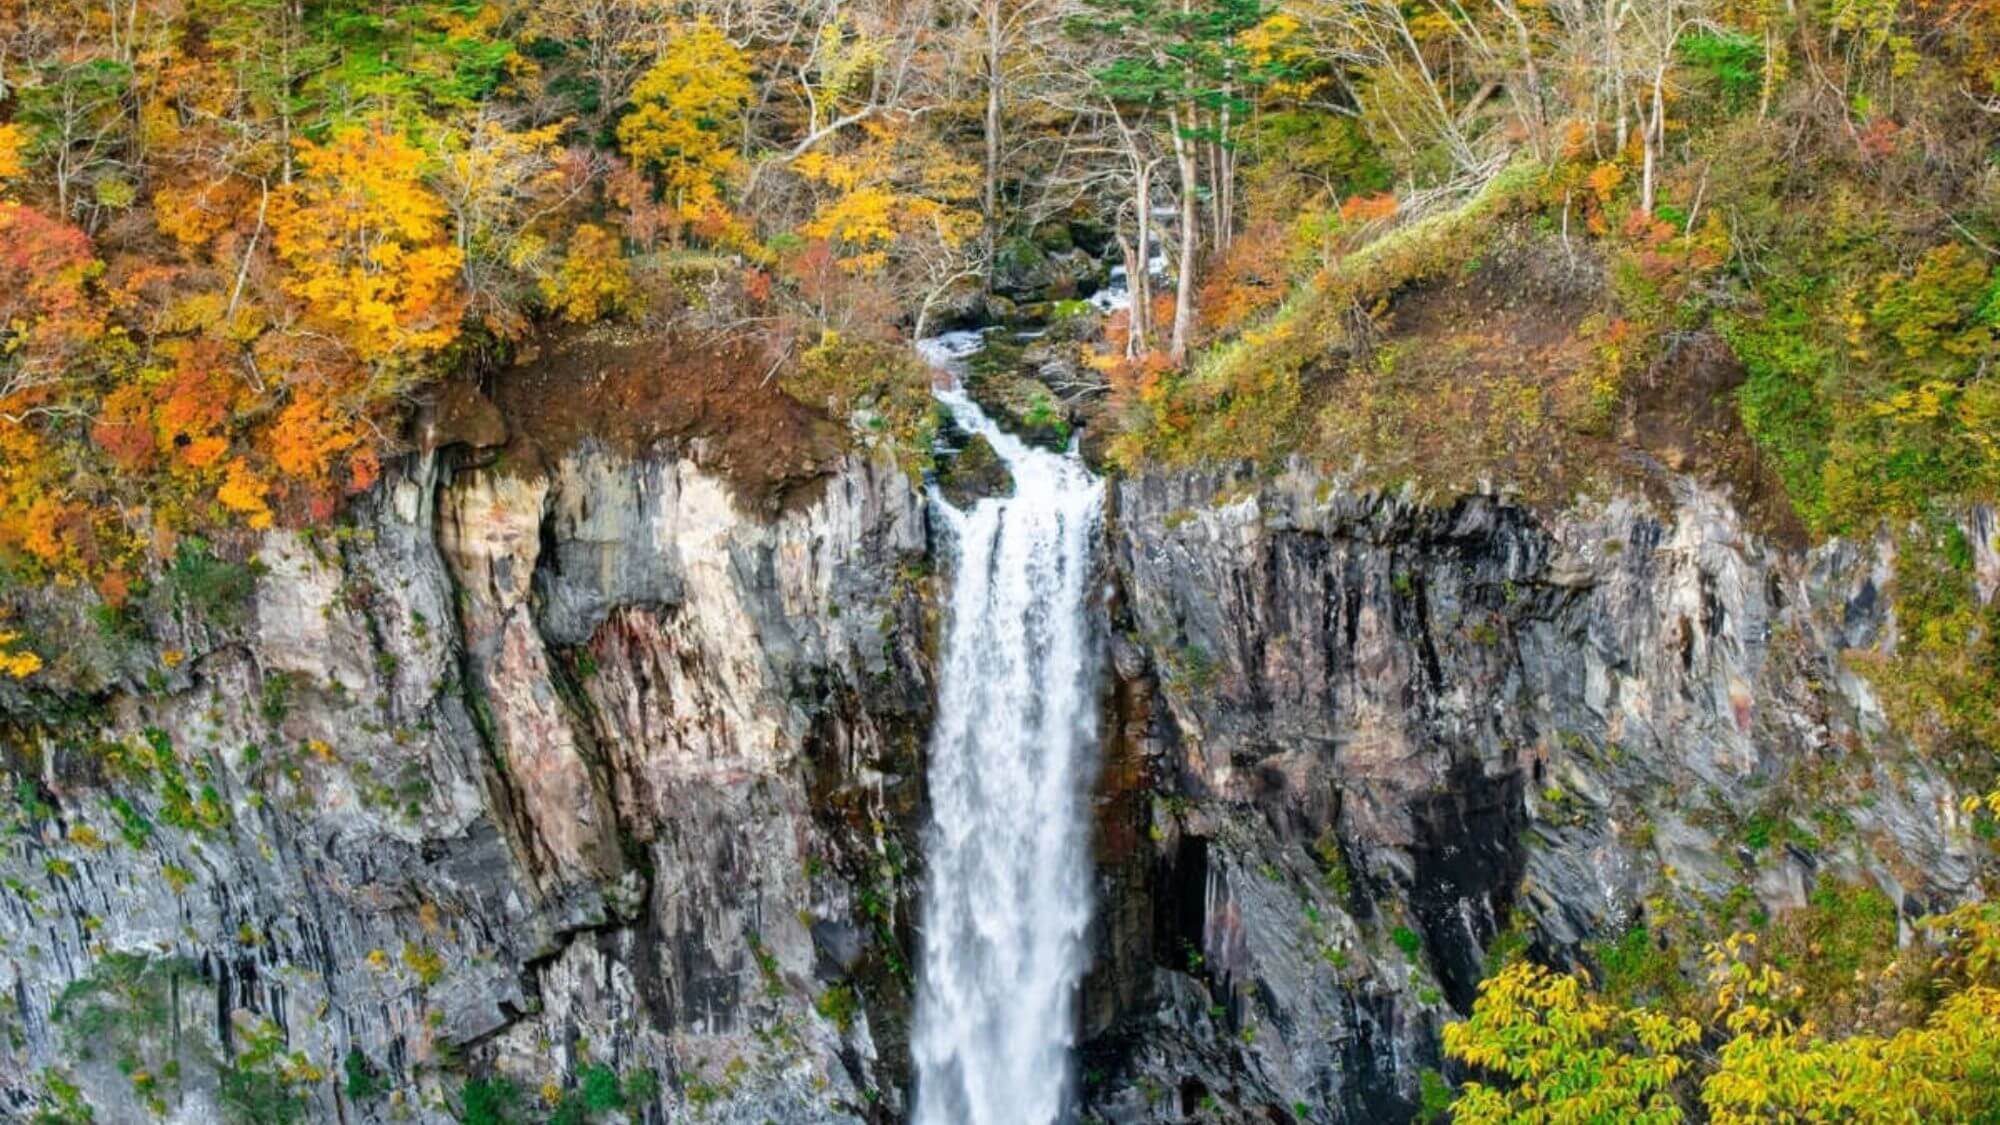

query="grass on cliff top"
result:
[1106,160,1795,527]
[1104,161,1547,479]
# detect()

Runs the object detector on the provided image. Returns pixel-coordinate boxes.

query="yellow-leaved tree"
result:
[1443,959,1701,1124]
[1446,909,2000,1124]
[260,126,466,497]
[215,457,275,530]
[788,119,981,337]
[0,629,40,679]
[616,19,751,218]
[795,121,981,276]
[1702,915,2000,1123]
[433,113,571,337]
[541,224,636,323]
[0,123,27,185]
[269,127,466,365]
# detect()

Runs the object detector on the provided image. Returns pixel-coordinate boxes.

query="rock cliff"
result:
[0,438,1988,1123]
[0,441,936,1123]
[1081,464,1985,1122]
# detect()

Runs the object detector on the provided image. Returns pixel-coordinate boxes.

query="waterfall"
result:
[911,345,1105,1125]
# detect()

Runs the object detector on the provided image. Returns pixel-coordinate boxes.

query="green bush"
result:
[1680,31,1766,108]
[216,1019,309,1125]
[30,1069,94,1125]
[1589,924,1689,1010]
[459,1076,522,1125]
[164,540,262,624]
[53,952,199,1063]
[218,1063,307,1125]
[343,1048,383,1101]
[578,1064,622,1112]
[815,982,860,1032]
[1724,295,1833,529]
[622,1067,661,1107]
[1416,1067,1454,1123]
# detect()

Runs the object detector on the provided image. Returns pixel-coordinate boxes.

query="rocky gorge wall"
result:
[0,439,938,1123]
[1081,464,1992,1122]
[0,426,1990,1123]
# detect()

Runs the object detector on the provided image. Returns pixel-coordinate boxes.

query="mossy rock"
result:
[1032,221,1075,253]
[935,432,1015,508]
[993,240,1109,302]
[966,371,1071,451]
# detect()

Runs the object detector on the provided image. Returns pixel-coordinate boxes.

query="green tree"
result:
[1069,0,1267,362]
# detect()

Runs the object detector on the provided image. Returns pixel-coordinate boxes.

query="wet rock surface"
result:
[964,369,1073,452]
[933,428,1014,509]
[992,231,1111,303]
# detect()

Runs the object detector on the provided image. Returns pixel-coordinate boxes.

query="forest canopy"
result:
[0,0,1996,650]
[0,0,1992,576]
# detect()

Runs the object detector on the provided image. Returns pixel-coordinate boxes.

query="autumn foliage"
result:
[270,128,466,365]
[0,0,1018,605]
[617,20,751,218]
[542,225,637,323]
[0,121,465,580]
[1448,908,2000,1123]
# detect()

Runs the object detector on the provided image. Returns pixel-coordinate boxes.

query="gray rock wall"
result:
[0,443,1986,1124]
[1084,462,1984,1122]
[0,444,936,1123]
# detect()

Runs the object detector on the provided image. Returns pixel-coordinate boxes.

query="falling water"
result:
[910,333,1105,1125]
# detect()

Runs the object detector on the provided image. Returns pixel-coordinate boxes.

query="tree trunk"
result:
[1130,159,1154,356]
[1169,109,1198,366]
[1609,1,1627,155]
[281,0,302,184]
[1208,127,1224,250]
[1494,1,1547,160]
[1641,62,1665,215]
[1208,88,1224,253]
[1759,25,1775,120]
[981,0,1003,287]
[1118,234,1143,356]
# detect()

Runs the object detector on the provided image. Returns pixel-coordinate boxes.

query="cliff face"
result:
[1083,465,1987,1122]
[1,436,1989,1123]
[0,444,938,1123]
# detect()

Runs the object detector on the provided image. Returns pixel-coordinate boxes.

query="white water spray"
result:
[911,336,1104,1125]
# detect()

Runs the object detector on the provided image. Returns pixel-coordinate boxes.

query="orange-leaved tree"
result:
[264,125,467,495]
[0,202,107,573]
